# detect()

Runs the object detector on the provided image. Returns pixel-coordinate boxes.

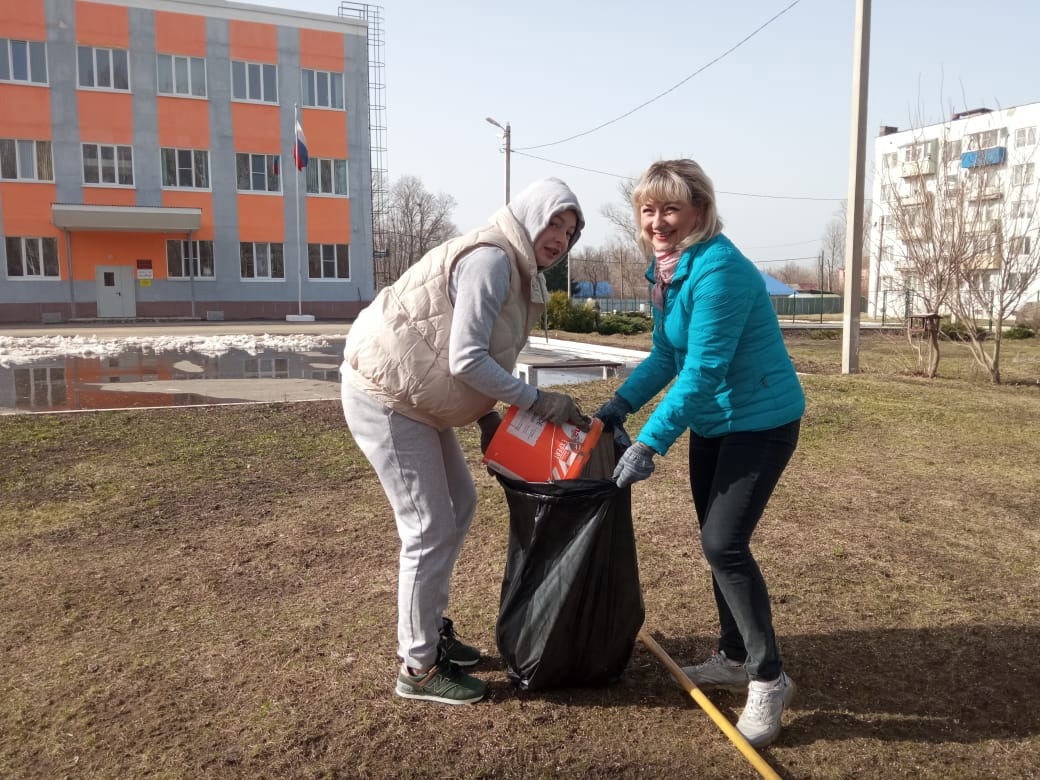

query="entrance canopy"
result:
[51,204,202,232]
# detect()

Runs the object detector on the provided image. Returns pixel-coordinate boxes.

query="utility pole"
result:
[485,117,511,204]
[841,0,871,374]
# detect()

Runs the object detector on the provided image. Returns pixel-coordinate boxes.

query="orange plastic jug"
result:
[483,405,603,482]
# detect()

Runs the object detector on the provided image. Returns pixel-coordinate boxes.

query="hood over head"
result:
[505,177,585,262]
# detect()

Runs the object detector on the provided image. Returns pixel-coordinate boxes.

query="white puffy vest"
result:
[343,208,548,430]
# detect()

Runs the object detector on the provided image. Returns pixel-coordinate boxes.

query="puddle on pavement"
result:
[1,344,346,414]
[1,342,637,415]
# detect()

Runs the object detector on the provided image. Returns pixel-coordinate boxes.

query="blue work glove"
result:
[612,442,656,488]
[593,394,633,430]
[477,411,502,454]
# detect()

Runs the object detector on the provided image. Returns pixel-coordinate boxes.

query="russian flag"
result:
[292,120,309,171]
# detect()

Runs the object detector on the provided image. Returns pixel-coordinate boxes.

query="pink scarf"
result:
[651,249,682,311]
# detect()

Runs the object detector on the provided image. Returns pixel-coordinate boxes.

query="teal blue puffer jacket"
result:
[617,233,805,455]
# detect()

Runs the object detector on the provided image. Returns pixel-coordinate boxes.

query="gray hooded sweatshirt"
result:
[448,177,584,411]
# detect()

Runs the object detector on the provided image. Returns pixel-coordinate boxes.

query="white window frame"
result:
[965,129,1003,151]
[166,239,215,279]
[0,38,48,84]
[82,142,134,186]
[5,236,60,278]
[301,68,344,109]
[0,138,53,181]
[157,53,206,97]
[1009,236,1032,256]
[160,147,210,189]
[1012,163,1035,188]
[1010,200,1035,220]
[240,242,285,280]
[1014,126,1037,147]
[305,158,348,196]
[235,152,281,193]
[77,45,130,91]
[307,243,350,280]
[231,60,278,104]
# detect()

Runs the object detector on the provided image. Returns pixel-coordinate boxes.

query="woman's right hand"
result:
[593,394,632,430]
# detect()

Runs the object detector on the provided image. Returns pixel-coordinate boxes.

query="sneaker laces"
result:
[744,678,784,718]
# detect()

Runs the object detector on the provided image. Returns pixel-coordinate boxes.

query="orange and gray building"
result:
[0,0,374,323]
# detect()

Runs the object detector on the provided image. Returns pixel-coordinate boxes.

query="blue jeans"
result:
[688,419,800,681]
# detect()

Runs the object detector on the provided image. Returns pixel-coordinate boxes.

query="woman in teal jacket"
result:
[594,159,804,749]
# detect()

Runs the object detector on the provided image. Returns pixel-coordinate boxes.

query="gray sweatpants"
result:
[341,379,477,669]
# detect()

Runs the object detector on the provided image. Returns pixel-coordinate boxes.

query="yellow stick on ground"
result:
[637,628,780,780]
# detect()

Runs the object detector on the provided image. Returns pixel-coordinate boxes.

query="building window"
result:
[166,239,215,278]
[1009,236,1032,256]
[305,158,348,196]
[301,68,344,109]
[1012,163,1035,187]
[157,54,206,97]
[942,139,962,163]
[82,143,133,185]
[77,45,130,90]
[0,39,47,84]
[14,366,67,409]
[231,60,277,103]
[240,242,284,279]
[308,243,349,279]
[965,129,1002,150]
[5,236,60,278]
[1011,200,1035,220]
[236,153,281,192]
[1014,127,1037,147]
[161,147,209,189]
[882,152,898,169]
[0,139,52,180]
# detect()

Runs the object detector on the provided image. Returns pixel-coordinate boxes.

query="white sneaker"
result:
[680,650,750,692]
[737,672,796,747]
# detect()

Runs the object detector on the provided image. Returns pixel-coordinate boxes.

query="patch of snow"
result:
[0,334,334,367]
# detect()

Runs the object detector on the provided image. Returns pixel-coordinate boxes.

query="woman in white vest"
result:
[341,177,586,705]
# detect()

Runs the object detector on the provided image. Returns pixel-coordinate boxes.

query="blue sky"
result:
[246,0,1039,268]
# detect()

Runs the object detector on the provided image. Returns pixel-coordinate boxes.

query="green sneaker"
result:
[438,617,481,667]
[395,658,487,705]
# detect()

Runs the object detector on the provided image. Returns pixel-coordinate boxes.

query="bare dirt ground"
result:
[1,335,1039,778]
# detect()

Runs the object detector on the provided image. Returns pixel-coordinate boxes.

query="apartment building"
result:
[868,102,1040,322]
[0,0,374,323]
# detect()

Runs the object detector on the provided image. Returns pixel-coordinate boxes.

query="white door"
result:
[95,266,137,318]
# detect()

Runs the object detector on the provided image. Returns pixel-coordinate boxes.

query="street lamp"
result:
[485,116,511,204]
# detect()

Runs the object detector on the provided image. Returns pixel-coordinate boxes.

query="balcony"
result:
[961,147,1007,169]
[901,158,938,177]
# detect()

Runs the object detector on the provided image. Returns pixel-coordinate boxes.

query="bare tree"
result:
[881,117,1040,382]
[601,179,638,249]
[569,246,612,298]
[773,261,817,287]
[381,176,458,286]
[820,217,844,292]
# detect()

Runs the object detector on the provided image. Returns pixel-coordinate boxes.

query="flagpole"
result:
[294,103,303,317]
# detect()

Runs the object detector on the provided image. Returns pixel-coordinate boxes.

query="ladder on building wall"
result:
[338,2,389,289]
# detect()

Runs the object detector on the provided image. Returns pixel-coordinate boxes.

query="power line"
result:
[514,150,843,202]
[754,255,818,264]
[744,239,821,250]
[515,0,804,151]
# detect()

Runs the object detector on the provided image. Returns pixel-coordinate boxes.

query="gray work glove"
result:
[477,411,502,455]
[528,389,589,429]
[593,394,633,430]
[612,442,656,488]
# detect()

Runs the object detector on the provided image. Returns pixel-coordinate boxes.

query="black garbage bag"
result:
[495,429,645,691]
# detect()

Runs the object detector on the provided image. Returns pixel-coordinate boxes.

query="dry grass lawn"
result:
[1,332,1038,778]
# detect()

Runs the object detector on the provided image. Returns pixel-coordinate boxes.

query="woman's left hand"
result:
[612,442,656,488]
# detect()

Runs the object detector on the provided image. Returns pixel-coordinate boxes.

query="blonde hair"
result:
[631,159,724,255]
